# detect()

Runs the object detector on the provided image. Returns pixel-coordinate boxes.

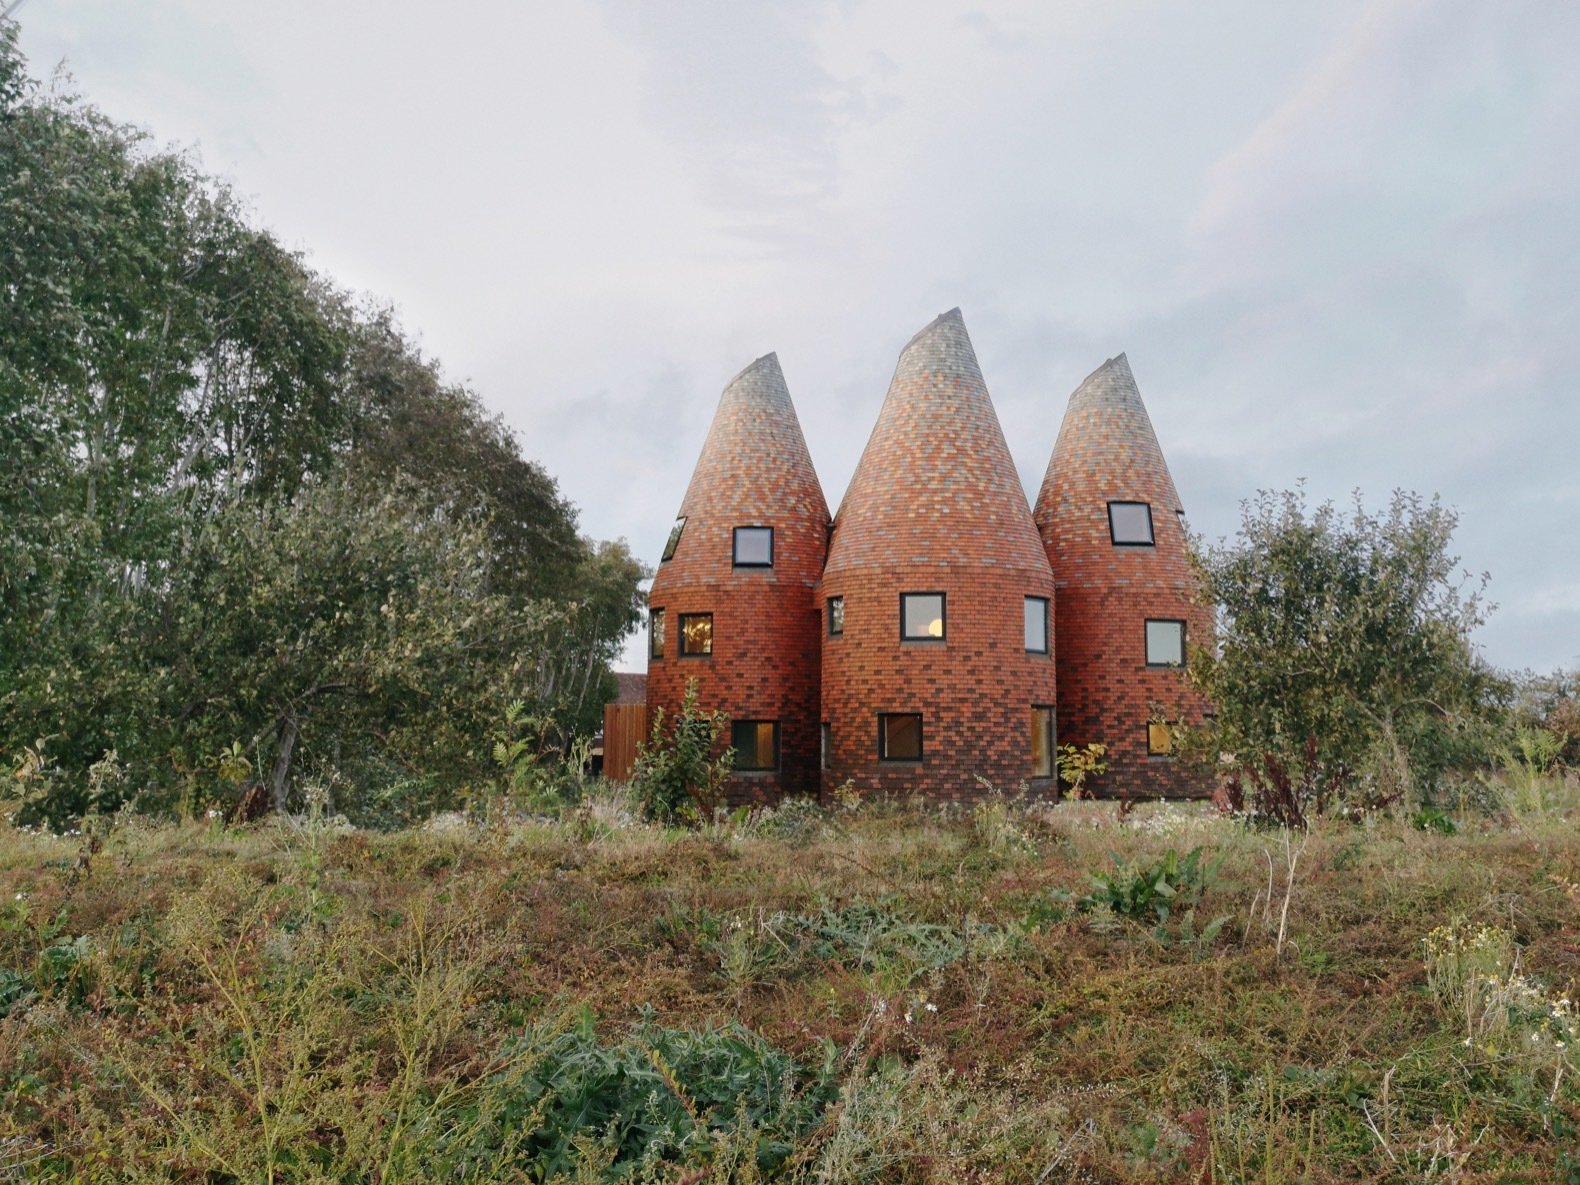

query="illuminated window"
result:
[731,720,779,771]
[1030,706,1055,777]
[1147,720,1174,756]
[1145,619,1186,667]
[1024,596,1049,653]
[661,517,686,561]
[679,613,713,657]
[1107,501,1154,546]
[827,595,844,636]
[649,608,666,659]
[879,713,923,761]
[732,526,773,567]
[900,593,946,640]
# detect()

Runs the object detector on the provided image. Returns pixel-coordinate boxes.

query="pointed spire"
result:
[826,309,1048,576]
[1035,353,1182,525]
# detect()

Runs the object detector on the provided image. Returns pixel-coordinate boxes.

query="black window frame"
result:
[1107,501,1155,547]
[730,720,780,772]
[649,607,666,659]
[1144,618,1187,668]
[661,516,687,562]
[899,592,947,642]
[827,595,844,636]
[678,612,713,658]
[732,525,774,569]
[878,712,923,762]
[1024,596,1050,654]
[1030,704,1056,778]
[1147,719,1175,757]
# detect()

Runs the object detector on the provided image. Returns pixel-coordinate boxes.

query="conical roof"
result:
[651,352,828,590]
[825,308,1049,576]
[1034,353,1182,527]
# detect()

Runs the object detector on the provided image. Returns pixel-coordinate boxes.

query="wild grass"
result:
[0,776,1576,1182]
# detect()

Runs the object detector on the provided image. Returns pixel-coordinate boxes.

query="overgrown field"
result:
[2,783,1577,1183]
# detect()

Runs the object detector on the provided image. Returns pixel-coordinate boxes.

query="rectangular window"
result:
[1024,596,1049,653]
[821,722,831,770]
[1147,720,1174,756]
[827,595,844,636]
[900,592,946,640]
[649,607,666,659]
[878,713,923,761]
[1030,706,1055,777]
[731,720,779,771]
[679,613,713,657]
[661,516,687,562]
[1145,619,1186,667]
[732,526,773,567]
[1107,501,1155,546]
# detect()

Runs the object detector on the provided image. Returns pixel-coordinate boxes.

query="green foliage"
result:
[1056,742,1107,798]
[1192,486,1495,803]
[1078,845,1223,923]
[630,680,733,823]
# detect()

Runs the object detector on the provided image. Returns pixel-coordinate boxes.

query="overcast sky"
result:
[13,0,1580,675]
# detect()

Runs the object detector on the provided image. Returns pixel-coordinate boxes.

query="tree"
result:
[1189,487,1494,796]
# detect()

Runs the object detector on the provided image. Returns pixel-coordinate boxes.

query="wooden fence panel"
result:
[602,703,648,783]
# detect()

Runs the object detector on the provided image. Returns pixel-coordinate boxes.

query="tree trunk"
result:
[269,714,299,812]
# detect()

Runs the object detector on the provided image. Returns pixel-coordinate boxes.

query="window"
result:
[1145,619,1186,667]
[733,526,773,568]
[900,593,946,640]
[649,608,666,659]
[1107,501,1154,546]
[827,595,844,636]
[1024,596,1049,653]
[661,516,687,562]
[878,713,923,761]
[1030,706,1055,777]
[821,722,831,770]
[731,720,779,771]
[679,613,713,657]
[1147,720,1174,756]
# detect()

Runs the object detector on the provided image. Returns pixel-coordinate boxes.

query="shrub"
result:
[629,679,733,823]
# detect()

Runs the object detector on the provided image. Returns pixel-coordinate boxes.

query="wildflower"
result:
[925,1002,938,1013]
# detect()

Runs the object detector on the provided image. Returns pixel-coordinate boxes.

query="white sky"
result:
[14,0,1580,675]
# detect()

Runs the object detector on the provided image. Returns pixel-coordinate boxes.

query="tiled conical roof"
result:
[825,309,1048,576]
[1034,353,1182,527]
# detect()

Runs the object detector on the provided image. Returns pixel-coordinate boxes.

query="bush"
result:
[629,680,733,823]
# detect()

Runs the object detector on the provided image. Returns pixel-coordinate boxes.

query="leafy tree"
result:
[1190,487,1495,797]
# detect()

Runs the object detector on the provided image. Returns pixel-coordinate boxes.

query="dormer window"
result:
[1108,501,1154,546]
[901,593,946,641]
[732,526,773,568]
[661,517,687,561]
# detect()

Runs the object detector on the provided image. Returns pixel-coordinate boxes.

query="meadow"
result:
[1,776,1576,1183]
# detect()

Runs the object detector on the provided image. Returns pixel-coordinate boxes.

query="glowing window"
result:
[1147,720,1174,756]
[679,613,713,657]
[1030,706,1055,777]
[731,721,779,771]
[901,593,946,641]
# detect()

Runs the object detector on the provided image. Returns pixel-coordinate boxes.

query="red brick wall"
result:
[646,353,828,801]
[1034,354,1213,797]
[818,309,1058,802]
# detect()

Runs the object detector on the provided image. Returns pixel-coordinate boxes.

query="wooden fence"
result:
[601,702,648,783]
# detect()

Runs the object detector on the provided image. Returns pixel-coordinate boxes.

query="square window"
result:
[901,593,946,640]
[649,608,666,659]
[1147,720,1174,756]
[1145,619,1186,667]
[878,713,923,761]
[661,516,687,562]
[733,526,773,567]
[827,595,844,636]
[1107,501,1155,546]
[731,720,779,771]
[1030,706,1055,777]
[679,613,713,657]
[1024,596,1049,653]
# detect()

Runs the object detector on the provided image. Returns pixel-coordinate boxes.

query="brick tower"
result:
[818,309,1059,801]
[645,353,829,801]
[1034,354,1212,796]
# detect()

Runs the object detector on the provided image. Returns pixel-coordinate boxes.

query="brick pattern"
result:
[646,354,829,800]
[1033,354,1213,797]
[818,310,1058,801]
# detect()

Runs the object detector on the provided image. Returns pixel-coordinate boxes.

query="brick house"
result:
[644,308,1210,803]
